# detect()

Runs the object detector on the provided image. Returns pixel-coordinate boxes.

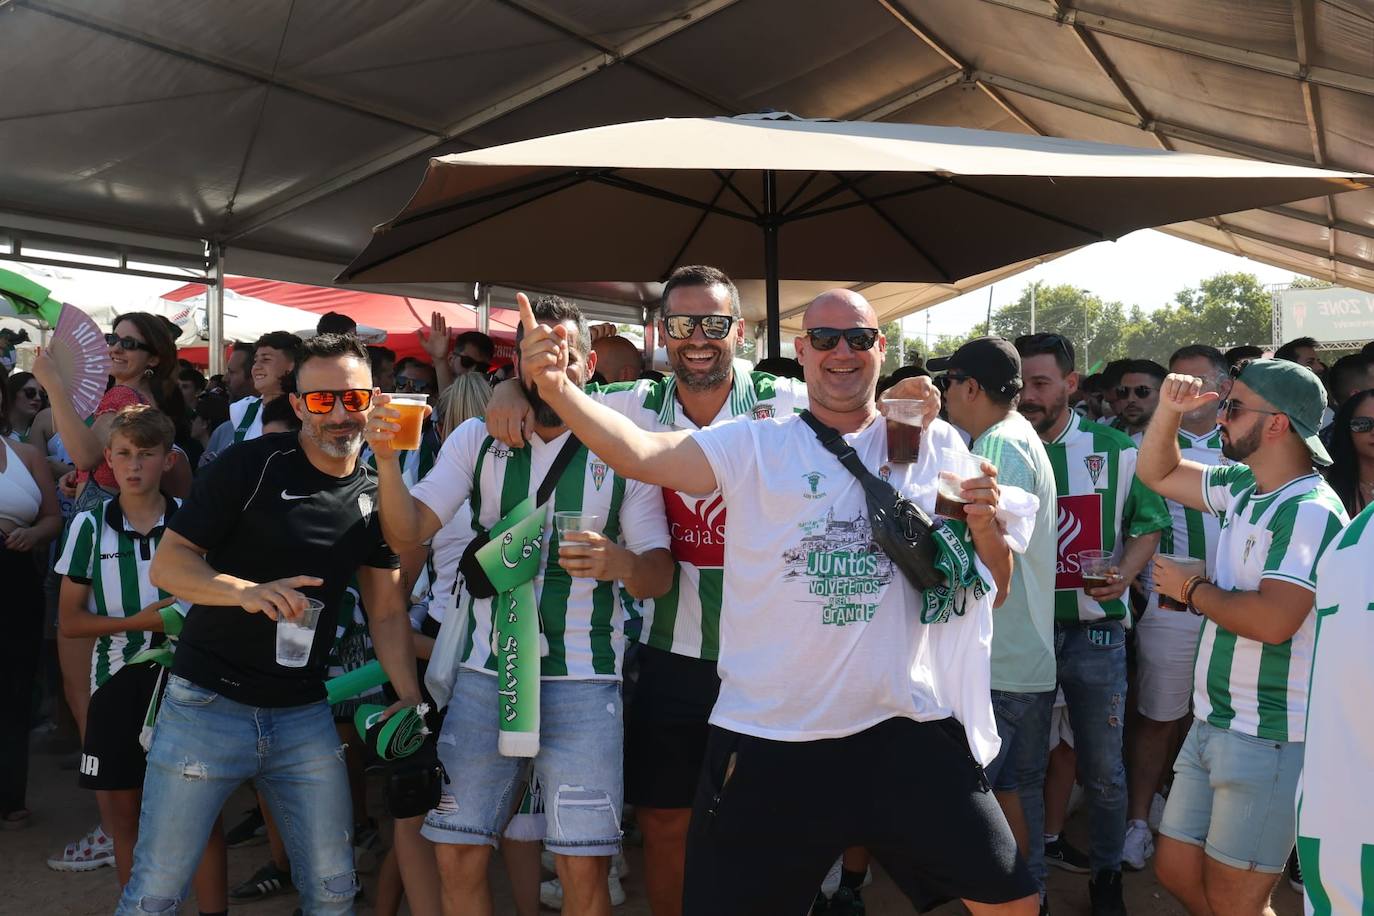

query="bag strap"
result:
[799,411,895,501]
[535,434,583,508]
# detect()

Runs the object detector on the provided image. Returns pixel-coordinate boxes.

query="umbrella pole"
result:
[764,170,780,360]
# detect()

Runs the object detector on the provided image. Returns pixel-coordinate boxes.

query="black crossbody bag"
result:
[457,434,583,599]
[799,411,946,591]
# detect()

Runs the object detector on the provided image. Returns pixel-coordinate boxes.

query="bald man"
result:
[592,335,643,383]
[518,288,1038,916]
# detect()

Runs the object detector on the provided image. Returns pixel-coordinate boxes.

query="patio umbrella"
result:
[340,112,1368,356]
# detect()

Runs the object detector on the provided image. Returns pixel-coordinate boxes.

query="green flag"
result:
[0,267,64,326]
[475,495,547,757]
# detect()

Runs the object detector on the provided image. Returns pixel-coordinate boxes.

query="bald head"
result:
[591,335,643,383]
[805,289,878,328]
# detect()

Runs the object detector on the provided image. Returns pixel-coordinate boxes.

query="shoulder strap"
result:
[799,411,897,503]
[536,434,583,507]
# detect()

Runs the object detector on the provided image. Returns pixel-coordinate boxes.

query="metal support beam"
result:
[977,0,1374,98]
[1262,204,1374,244]
[225,0,740,241]
[1291,0,1339,267]
[852,69,966,121]
[209,243,226,375]
[1219,221,1374,272]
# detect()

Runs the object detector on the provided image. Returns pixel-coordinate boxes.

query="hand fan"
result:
[48,304,111,419]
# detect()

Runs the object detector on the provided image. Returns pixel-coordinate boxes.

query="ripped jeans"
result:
[117,676,356,915]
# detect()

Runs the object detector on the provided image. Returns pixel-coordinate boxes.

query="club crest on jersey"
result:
[752,404,775,420]
[803,471,827,499]
[1242,534,1257,565]
[1084,454,1107,488]
[358,492,374,520]
[590,460,608,490]
[879,465,891,482]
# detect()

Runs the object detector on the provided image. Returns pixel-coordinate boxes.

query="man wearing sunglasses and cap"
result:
[1138,358,1347,916]
[121,333,421,916]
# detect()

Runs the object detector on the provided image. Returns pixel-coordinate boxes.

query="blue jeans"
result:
[995,690,1055,894]
[1042,622,1128,880]
[117,676,357,915]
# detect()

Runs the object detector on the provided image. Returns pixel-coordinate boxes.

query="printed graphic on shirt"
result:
[787,508,894,627]
[1054,494,1103,590]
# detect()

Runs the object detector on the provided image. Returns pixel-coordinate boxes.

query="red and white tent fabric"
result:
[163,276,517,366]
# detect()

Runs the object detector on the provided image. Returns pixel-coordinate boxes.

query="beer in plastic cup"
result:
[276,597,325,668]
[554,512,603,536]
[882,399,926,463]
[384,393,428,450]
[1078,549,1115,589]
[1157,554,1206,611]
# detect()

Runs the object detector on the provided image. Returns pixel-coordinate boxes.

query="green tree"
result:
[903,338,924,366]
[989,283,1126,372]
[1115,272,1272,364]
[880,321,903,374]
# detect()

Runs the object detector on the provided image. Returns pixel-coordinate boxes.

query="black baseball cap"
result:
[927,337,1023,398]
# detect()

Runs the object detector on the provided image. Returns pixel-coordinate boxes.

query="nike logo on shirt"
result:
[281,490,311,501]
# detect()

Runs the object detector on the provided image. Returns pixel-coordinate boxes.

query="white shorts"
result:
[1048,688,1074,751]
[1134,601,1203,722]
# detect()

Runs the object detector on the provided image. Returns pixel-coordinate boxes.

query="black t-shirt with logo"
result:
[170,432,399,707]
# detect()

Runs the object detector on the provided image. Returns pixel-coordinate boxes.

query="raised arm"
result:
[31,350,107,471]
[1137,373,1217,510]
[518,293,718,496]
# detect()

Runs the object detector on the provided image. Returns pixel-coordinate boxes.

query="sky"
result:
[899,228,1298,353]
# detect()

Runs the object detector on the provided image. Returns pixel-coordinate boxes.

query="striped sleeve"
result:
[1203,463,1253,516]
[54,510,97,582]
[1262,497,1347,592]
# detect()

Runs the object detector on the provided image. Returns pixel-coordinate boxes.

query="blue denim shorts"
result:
[1159,719,1304,873]
[422,671,623,856]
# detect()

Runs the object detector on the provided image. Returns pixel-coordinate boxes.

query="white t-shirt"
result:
[692,413,1003,763]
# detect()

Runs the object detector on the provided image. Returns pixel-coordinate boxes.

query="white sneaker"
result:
[1148,791,1167,832]
[47,825,115,872]
[1122,819,1154,871]
[539,872,626,908]
[540,850,629,878]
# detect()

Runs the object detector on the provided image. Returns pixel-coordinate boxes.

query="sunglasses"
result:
[397,377,432,393]
[1350,416,1374,434]
[19,387,41,399]
[663,314,736,340]
[1115,385,1156,400]
[298,389,374,414]
[457,354,490,371]
[1015,332,1074,366]
[934,372,973,393]
[1217,398,1281,421]
[805,327,880,351]
[105,333,155,353]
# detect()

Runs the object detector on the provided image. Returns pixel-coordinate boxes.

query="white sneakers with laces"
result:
[1121,819,1155,871]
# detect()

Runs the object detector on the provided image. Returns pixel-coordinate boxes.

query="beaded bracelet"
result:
[1182,575,1209,615]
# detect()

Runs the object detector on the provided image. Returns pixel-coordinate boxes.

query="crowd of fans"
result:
[4,267,1374,916]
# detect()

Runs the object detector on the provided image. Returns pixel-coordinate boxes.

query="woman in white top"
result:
[0,387,64,828]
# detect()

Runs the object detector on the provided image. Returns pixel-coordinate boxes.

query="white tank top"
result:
[0,439,42,528]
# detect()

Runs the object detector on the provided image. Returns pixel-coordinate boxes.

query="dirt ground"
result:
[3,742,1304,916]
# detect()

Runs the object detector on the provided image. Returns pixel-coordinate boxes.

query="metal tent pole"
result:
[764,170,780,360]
[209,242,225,375]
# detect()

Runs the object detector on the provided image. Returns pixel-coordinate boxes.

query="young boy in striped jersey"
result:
[55,406,208,895]
[1140,358,1347,916]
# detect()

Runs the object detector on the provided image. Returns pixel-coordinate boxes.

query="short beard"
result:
[670,346,732,393]
[1020,401,1063,436]
[1221,422,1262,462]
[305,420,363,459]
[523,380,564,428]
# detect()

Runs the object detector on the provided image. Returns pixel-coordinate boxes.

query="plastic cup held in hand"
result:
[936,448,987,504]
[554,512,603,536]
[275,597,325,668]
[1157,554,1206,610]
[384,393,428,450]
[1078,550,1115,590]
[882,399,926,463]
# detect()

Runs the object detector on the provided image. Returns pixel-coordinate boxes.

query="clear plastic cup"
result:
[882,399,926,463]
[936,448,987,504]
[1156,554,1206,610]
[1078,549,1115,590]
[554,512,603,536]
[383,393,428,450]
[275,597,325,668]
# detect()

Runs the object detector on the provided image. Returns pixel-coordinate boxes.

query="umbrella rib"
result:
[663,175,735,280]
[785,173,880,218]
[815,173,953,282]
[945,179,1107,243]
[784,179,945,221]
[390,171,597,229]
[779,172,821,214]
[710,170,763,219]
[587,174,756,222]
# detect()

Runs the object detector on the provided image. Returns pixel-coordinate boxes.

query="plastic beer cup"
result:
[1157,554,1206,610]
[275,597,325,668]
[882,399,926,463]
[1078,550,1115,590]
[384,393,428,450]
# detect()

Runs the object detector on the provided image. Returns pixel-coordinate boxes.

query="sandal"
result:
[46,825,115,871]
[1,808,32,830]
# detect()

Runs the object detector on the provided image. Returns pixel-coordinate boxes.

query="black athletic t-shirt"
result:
[170,432,399,707]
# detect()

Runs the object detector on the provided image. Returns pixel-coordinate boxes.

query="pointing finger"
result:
[517,292,536,333]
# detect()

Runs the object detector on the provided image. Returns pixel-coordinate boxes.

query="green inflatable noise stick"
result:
[354,703,431,760]
[325,659,390,705]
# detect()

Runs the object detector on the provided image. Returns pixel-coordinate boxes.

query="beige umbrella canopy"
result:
[341,112,1368,355]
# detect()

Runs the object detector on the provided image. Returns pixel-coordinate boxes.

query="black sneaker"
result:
[1288,847,1304,893]
[229,861,294,901]
[1088,869,1127,916]
[224,806,266,848]
[828,887,866,916]
[1045,836,1091,873]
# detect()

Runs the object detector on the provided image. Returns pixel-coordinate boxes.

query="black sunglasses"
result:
[1115,385,1156,400]
[19,387,41,399]
[1350,416,1374,434]
[663,314,736,340]
[457,354,490,371]
[805,327,880,351]
[105,333,155,353]
[1217,398,1281,421]
[934,372,973,393]
[397,377,432,393]
[1015,332,1073,365]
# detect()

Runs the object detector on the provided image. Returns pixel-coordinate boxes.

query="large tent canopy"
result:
[4,0,1374,326]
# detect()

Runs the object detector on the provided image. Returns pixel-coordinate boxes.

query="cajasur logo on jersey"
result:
[1055,494,1103,590]
[663,490,726,567]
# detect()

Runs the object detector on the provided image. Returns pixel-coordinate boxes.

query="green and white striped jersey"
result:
[1044,413,1170,622]
[1196,465,1347,741]
[229,396,264,443]
[1298,502,1374,911]
[410,418,669,681]
[54,496,179,693]
[596,362,808,660]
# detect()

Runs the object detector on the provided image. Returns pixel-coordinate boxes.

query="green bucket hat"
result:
[1234,358,1332,467]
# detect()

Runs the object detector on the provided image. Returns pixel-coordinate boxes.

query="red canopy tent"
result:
[163,276,518,367]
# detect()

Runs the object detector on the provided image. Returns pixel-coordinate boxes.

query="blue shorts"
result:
[422,671,623,856]
[1159,719,1303,873]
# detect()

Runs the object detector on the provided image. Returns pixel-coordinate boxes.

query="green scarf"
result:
[920,518,990,624]
[354,703,431,760]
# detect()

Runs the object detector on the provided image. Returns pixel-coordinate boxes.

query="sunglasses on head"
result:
[934,372,973,393]
[1217,398,1281,421]
[457,354,489,371]
[805,327,880,351]
[1350,416,1374,434]
[397,377,432,393]
[297,389,373,414]
[1015,332,1073,364]
[105,333,155,353]
[663,314,736,340]
[1115,385,1156,400]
